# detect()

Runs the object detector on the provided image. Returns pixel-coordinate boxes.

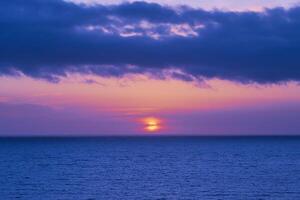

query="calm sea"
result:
[0,136,300,199]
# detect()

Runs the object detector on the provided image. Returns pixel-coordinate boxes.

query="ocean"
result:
[0,136,300,199]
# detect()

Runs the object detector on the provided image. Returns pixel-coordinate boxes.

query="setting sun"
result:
[143,117,161,132]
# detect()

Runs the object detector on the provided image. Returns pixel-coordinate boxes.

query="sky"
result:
[1,0,300,136]
[70,0,300,11]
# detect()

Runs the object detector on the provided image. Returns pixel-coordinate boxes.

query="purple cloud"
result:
[0,102,300,136]
[0,0,300,83]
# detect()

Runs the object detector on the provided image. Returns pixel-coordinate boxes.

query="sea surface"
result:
[0,136,300,200]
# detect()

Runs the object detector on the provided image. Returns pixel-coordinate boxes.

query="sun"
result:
[142,117,161,132]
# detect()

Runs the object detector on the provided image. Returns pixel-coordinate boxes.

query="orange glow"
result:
[1,74,300,115]
[143,117,161,132]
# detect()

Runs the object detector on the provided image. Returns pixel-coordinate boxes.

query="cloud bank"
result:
[1,102,300,136]
[0,103,138,136]
[1,0,300,83]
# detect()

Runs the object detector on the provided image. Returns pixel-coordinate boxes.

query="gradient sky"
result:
[1,0,300,136]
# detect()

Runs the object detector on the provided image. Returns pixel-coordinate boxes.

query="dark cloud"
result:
[1,0,300,83]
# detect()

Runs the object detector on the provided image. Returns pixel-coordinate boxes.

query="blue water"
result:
[0,137,300,200]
